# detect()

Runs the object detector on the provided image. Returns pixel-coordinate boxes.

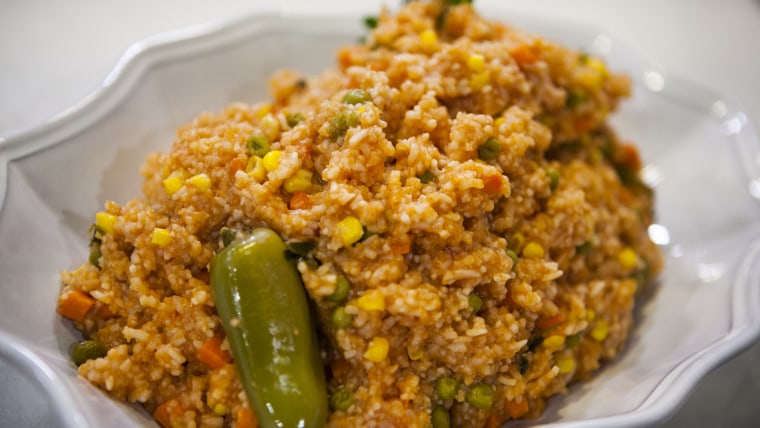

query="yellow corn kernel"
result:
[356,289,385,312]
[522,242,545,258]
[163,176,183,195]
[469,71,491,91]
[591,319,609,342]
[213,404,228,416]
[260,114,280,142]
[467,53,486,72]
[364,337,389,362]
[337,215,363,246]
[556,356,575,374]
[187,173,211,192]
[618,247,638,270]
[577,68,603,90]
[283,169,313,193]
[585,309,596,322]
[586,57,608,76]
[419,30,438,52]
[95,212,117,234]
[255,103,271,119]
[543,335,565,349]
[246,156,267,182]
[494,117,506,129]
[151,228,172,247]
[262,150,282,172]
[407,347,424,361]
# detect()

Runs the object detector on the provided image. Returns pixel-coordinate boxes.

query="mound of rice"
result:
[59,1,663,426]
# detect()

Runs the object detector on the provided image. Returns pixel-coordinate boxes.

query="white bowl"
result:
[1,5,759,427]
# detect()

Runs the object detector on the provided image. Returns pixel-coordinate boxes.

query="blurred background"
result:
[2,0,759,426]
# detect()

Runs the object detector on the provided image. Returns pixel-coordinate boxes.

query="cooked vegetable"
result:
[435,376,459,400]
[477,137,500,160]
[71,340,106,366]
[342,89,372,105]
[247,134,271,157]
[431,405,451,428]
[235,407,258,428]
[329,388,354,411]
[58,290,96,322]
[466,383,494,409]
[197,336,232,369]
[326,274,351,303]
[210,228,327,428]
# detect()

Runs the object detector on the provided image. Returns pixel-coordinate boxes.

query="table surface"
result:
[2,0,759,426]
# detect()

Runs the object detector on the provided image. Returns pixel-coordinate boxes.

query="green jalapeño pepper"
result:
[210,228,327,428]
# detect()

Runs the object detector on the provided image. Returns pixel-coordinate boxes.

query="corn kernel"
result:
[255,103,271,118]
[260,114,280,142]
[591,319,609,342]
[419,30,438,52]
[407,347,424,361]
[246,156,267,182]
[543,335,565,349]
[617,247,638,270]
[151,228,172,247]
[586,57,608,75]
[187,173,211,191]
[356,289,385,312]
[556,356,575,374]
[577,68,603,90]
[95,212,117,234]
[262,150,282,172]
[586,309,596,322]
[337,215,363,246]
[213,404,228,416]
[522,242,545,258]
[469,71,491,91]
[163,176,183,195]
[467,53,486,72]
[283,169,313,193]
[494,117,506,129]
[364,337,389,362]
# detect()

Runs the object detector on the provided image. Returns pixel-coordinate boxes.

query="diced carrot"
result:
[486,413,503,428]
[198,336,232,369]
[58,290,96,322]
[483,173,503,196]
[229,157,248,174]
[504,397,530,419]
[235,406,259,428]
[617,143,642,171]
[536,314,564,331]
[289,191,311,210]
[391,240,411,255]
[509,44,538,67]
[574,118,596,133]
[154,399,183,428]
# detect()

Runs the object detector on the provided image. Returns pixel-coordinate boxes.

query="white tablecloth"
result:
[2,0,759,426]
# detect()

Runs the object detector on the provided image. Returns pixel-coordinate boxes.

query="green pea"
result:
[364,16,378,29]
[71,340,106,366]
[247,134,270,157]
[329,110,360,138]
[468,293,482,313]
[431,405,450,428]
[466,383,494,409]
[545,167,560,191]
[566,333,583,348]
[329,387,354,411]
[326,275,351,303]
[342,89,372,105]
[477,137,500,161]
[286,112,305,128]
[435,376,459,400]
[332,306,353,329]
[418,170,435,184]
[566,88,587,108]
